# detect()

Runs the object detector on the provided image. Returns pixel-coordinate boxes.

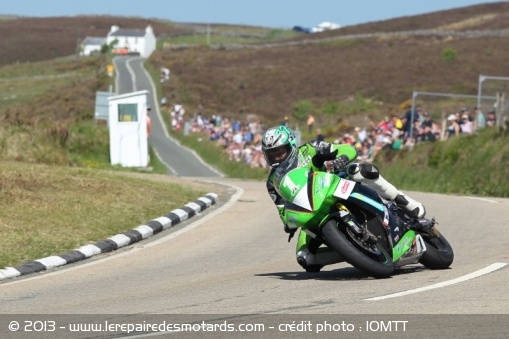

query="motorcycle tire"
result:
[419,228,454,269]
[321,220,394,279]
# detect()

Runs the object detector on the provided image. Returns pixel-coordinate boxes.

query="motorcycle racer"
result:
[262,125,426,272]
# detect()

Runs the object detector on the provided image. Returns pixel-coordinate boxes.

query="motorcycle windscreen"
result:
[280,169,338,228]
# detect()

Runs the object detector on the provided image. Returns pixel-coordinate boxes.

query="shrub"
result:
[292,100,314,122]
[441,48,458,62]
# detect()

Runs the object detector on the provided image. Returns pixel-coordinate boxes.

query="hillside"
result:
[0,16,192,66]
[151,1,509,127]
[1,3,509,131]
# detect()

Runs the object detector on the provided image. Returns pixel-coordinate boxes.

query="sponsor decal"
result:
[341,180,350,194]
[320,175,326,190]
[301,155,312,167]
[383,206,390,227]
[324,173,331,187]
[282,176,300,197]
[333,179,356,200]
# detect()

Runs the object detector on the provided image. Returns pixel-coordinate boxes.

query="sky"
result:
[1,0,506,29]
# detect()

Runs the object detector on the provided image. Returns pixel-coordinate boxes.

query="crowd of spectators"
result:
[328,105,500,163]
[172,103,500,168]
[185,112,268,168]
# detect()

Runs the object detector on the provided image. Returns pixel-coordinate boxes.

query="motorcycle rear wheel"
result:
[419,227,454,269]
[321,220,394,278]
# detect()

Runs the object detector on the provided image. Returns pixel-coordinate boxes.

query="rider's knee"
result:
[346,163,380,181]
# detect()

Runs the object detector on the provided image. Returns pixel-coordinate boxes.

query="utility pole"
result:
[76,29,81,58]
[207,24,210,46]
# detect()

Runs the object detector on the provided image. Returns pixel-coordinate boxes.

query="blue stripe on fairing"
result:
[350,193,384,211]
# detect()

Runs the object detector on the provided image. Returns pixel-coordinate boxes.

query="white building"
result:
[312,22,342,33]
[106,25,156,58]
[80,37,107,56]
[108,90,150,168]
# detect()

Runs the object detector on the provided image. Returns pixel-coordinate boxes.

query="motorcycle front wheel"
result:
[419,227,454,269]
[321,220,394,279]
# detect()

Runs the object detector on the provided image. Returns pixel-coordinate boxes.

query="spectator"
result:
[486,111,496,127]
[446,114,461,139]
[342,133,355,145]
[316,128,324,142]
[460,113,473,134]
[391,134,403,150]
[161,97,167,111]
[146,106,152,137]
[242,126,253,144]
[391,115,403,130]
[411,119,422,143]
[421,112,434,128]
[280,116,289,127]
[416,125,436,143]
[160,67,170,82]
[376,116,390,133]
[474,106,486,130]
[170,104,185,130]
[389,125,401,141]
[306,114,315,133]
[401,105,419,140]
[232,129,244,145]
[381,134,393,150]
[355,127,367,143]
[249,143,266,168]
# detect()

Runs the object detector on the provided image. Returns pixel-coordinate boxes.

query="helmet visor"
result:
[264,143,292,167]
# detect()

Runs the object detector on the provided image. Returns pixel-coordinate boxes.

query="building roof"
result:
[82,37,107,46]
[109,29,146,37]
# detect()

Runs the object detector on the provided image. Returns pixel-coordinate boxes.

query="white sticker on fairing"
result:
[333,179,356,200]
[282,175,301,197]
[323,172,332,188]
[291,184,312,211]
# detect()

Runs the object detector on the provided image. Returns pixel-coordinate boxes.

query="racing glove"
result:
[325,155,350,173]
[312,149,338,168]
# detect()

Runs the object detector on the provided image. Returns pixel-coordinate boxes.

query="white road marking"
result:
[365,262,508,301]
[126,58,138,91]
[465,196,498,203]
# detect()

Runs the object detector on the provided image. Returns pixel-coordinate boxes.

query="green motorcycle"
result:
[277,164,454,279]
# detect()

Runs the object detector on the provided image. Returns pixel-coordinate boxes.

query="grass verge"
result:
[0,161,207,268]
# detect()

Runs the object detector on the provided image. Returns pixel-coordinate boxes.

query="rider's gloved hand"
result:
[312,150,338,168]
[325,155,350,173]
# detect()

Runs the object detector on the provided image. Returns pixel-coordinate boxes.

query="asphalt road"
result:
[0,177,508,338]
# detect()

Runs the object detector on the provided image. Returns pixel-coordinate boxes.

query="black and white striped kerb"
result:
[0,193,218,281]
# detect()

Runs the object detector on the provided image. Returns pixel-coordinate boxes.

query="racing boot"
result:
[394,191,426,219]
[296,232,344,273]
[296,249,343,273]
[346,163,426,218]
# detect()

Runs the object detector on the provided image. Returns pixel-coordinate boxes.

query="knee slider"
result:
[347,163,380,180]
[359,163,380,180]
